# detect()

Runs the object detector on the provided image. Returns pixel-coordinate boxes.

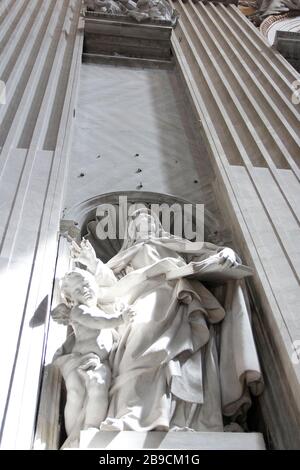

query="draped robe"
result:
[94,238,263,432]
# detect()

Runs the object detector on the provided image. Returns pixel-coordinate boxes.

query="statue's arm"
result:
[70,238,118,287]
[189,242,241,265]
[95,261,117,287]
[144,257,185,279]
[70,304,124,329]
[70,239,99,274]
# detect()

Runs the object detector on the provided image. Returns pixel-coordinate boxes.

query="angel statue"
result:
[51,267,135,447]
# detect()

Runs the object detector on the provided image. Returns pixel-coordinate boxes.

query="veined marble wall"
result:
[170,0,300,448]
[0,0,83,449]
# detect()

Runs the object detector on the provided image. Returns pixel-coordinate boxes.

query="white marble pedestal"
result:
[79,430,266,450]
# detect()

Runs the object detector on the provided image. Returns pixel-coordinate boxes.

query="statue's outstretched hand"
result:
[114,301,136,324]
[70,239,98,271]
[217,248,238,268]
[122,306,136,324]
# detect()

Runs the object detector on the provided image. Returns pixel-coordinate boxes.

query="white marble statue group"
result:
[52,208,263,447]
[87,0,178,25]
[256,0,300,18]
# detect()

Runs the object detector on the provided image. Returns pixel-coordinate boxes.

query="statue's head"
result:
[61,268,98,307]
[127,208,160,242]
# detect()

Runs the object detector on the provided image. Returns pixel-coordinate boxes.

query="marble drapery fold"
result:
[92,211,263,432]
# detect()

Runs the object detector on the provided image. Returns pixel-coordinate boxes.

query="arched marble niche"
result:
[61,190,228,257]
[34,191,259,450]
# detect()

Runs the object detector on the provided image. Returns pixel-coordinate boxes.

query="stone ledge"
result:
[84,14,173,60]
[79,430,266,450]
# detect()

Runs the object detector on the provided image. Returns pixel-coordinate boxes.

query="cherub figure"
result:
[51,268,135,443]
